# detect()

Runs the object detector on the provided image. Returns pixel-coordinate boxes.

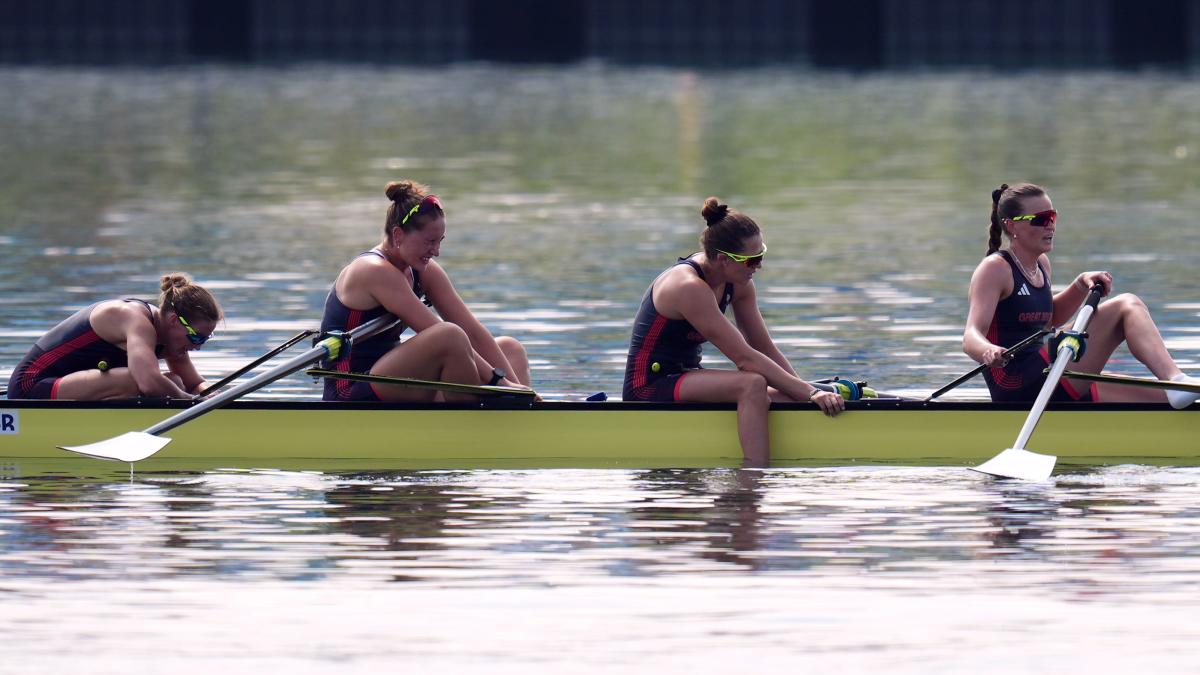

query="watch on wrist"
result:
[488,367,506,386]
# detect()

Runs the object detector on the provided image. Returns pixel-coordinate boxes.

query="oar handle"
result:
[1083,283,1104,311]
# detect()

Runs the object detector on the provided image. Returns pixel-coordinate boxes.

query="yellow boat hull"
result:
[1,400,1196,474]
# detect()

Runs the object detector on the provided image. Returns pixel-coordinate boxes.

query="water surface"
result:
[2,65,1200,671]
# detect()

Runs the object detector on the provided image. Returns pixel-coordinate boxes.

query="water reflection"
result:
[2,466,1200,592]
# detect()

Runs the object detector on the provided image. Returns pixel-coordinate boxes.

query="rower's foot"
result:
[1167,374,1200,409]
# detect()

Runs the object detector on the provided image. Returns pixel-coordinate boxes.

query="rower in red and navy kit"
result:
[317,180,532,402]
[623,256,733,402]
[621,197,843,466]
[6,273,221,400]
[964,182,1200,408]
[978,249,1095,402]
[319,250,422,401]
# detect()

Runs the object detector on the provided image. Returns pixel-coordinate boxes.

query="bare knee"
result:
[496,336,528,366]
[1114,293,1147,314]
[496,335,526,358]
[736,372,770,406]
[425,322,471,355]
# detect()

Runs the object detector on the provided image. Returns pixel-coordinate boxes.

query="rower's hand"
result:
[810,389,844,417]
[980,344,1010,368]
[1075,271,1112,296]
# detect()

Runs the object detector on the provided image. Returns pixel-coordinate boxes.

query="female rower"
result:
[963,182,1199,408]
[319,180,531,402]
[623,197,844,465]
[6,273,221,400]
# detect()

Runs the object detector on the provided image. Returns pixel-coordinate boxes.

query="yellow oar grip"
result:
[320,335,345,361]
[1059,336,1082,355]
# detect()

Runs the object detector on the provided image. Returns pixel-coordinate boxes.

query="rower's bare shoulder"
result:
[973,254,1013,282]
[91,299,149,325]
[90,300,152,342]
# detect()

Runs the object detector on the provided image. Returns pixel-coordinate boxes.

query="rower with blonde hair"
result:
[7,273,221,400]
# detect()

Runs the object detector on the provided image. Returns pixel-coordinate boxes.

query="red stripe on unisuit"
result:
[336,309,363,399]
[672,371,689,402]
[20,330,102,393]
[631,314,669,390]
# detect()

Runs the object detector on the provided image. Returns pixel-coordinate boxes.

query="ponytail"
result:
[987,184,1008,256]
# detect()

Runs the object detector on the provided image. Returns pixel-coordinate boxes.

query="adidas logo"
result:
[1017,283,1031,296]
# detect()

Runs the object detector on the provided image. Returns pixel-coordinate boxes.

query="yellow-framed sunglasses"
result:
[715,244,767,267]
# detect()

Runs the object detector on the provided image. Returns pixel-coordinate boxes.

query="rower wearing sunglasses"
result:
[963,182,1199,407]
[318,180,531,402]
[623,197,844,465]
[6,273,221,400]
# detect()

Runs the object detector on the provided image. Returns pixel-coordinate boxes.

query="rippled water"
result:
[2,65,1200,671]
[5,466,1200,672]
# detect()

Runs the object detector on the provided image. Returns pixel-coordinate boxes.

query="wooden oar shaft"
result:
[1011,287,1104,451]
[145,315,400,436]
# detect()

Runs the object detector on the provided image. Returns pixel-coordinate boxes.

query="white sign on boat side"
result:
[0,411,17,434]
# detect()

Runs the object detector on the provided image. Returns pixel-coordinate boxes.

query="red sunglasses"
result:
[400,194,444,227]
[1010,209,1057,227]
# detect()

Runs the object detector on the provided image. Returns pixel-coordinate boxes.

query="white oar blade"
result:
[59,431,171,463]
[971,448,1057,481]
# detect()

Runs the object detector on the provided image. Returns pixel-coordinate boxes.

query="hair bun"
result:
[159,273,191,293]
[991,183,1010,205]
[385,180,418,203]
[700,197,729,227]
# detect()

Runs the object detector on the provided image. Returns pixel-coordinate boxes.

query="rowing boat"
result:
[1,398,1196,474]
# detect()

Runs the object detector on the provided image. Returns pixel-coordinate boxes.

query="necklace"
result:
[1010,251,1041,281]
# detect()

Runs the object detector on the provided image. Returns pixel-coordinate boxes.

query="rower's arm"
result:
[963,256,1012,366]
[669,277,817,401]
[116,310,192,398]
[420,261,519,382]
[163,353,206,394]
[1050,261,1112,326]
[362,262,442,333]
[731,281,798,377]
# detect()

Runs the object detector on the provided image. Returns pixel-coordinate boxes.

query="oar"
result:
[973,285,1104,481]
[59,314,401,463]
[925,328,1052,401]
[1055,369,1200,395]
[196,329,317,397]
[305,368,537,398]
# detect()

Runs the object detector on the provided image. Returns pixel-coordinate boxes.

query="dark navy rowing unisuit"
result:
[983,250,1096,403]
[319,250,425,401]
[7,298,157,399]
[623,256,734,402]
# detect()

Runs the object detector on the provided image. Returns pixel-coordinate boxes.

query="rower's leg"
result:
[496,336,531,386]
[1069,293,1183,403]
[676,369,771,466]
[370,323,479,402]
[54,368,141,400]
